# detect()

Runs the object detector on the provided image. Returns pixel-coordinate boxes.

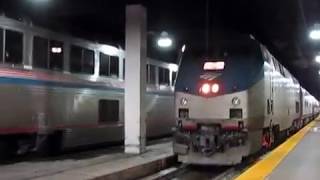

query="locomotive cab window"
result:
[33,36,49,69]
[5,30,23,64]
[98,99,119,123]
[49,40,64,71]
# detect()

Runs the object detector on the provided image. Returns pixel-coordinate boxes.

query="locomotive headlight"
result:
[211,83,220,93]
[201,83,211,94]
[180,97,188,106]
[232,97,241,106]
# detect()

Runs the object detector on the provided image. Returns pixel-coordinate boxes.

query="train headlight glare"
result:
[232,97,241,106]
[201,83,211,94]
[180,97,188,106]
[211,83,219,93]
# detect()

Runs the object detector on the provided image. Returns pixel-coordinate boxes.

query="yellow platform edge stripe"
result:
[235,118,319,180]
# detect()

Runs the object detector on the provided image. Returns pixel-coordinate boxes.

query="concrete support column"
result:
[124,5,147,154]
[63,42,70,73]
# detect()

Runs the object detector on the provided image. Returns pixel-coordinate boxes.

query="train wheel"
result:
[0,141,9,161]
[38,131,63,156]
[0,140,15,161]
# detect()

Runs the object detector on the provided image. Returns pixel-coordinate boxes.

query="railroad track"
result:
[141,147,273,180]
[142,164,236,180]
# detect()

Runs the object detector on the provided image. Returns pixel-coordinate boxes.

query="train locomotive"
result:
[173,33,319,165]
[0,16,177,158]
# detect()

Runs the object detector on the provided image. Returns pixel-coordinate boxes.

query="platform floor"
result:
[268,120,320,180]
[0,141,173,180]
[236,118,320,180]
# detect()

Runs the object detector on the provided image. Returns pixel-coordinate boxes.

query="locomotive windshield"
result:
[175,33,264,95]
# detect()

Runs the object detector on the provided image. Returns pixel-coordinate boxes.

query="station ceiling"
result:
[0,0,320,98]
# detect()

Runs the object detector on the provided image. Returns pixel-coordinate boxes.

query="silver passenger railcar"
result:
[0,15,178,157]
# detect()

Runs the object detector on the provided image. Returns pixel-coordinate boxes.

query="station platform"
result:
[0,141,174,180]
[236,117,320,180]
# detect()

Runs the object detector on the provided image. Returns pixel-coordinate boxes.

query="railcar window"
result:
[159,67,170,85]
[99,53,110,76]
[109,56,119,77]
[98,99,119,123]
[146,64,156,84]
[146,64,150,83]
[83,49,94,74]
[123,58,125,79]
[70,46,95,74]
[70,45,82,73]
[49,40,64,71]
[5,30,23,64]
[33,36,49,69]
[0,28,3,62]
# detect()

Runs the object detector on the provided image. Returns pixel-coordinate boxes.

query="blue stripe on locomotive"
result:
[175,41,265,96]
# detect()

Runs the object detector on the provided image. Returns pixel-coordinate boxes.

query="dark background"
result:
[0,0,319,98]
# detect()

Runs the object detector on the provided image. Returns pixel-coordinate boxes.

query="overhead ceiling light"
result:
[29,0,50,3]
[310,30,320,40]
[316,55,320,63]
[157,31,173,48]
[309,24,320,40]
